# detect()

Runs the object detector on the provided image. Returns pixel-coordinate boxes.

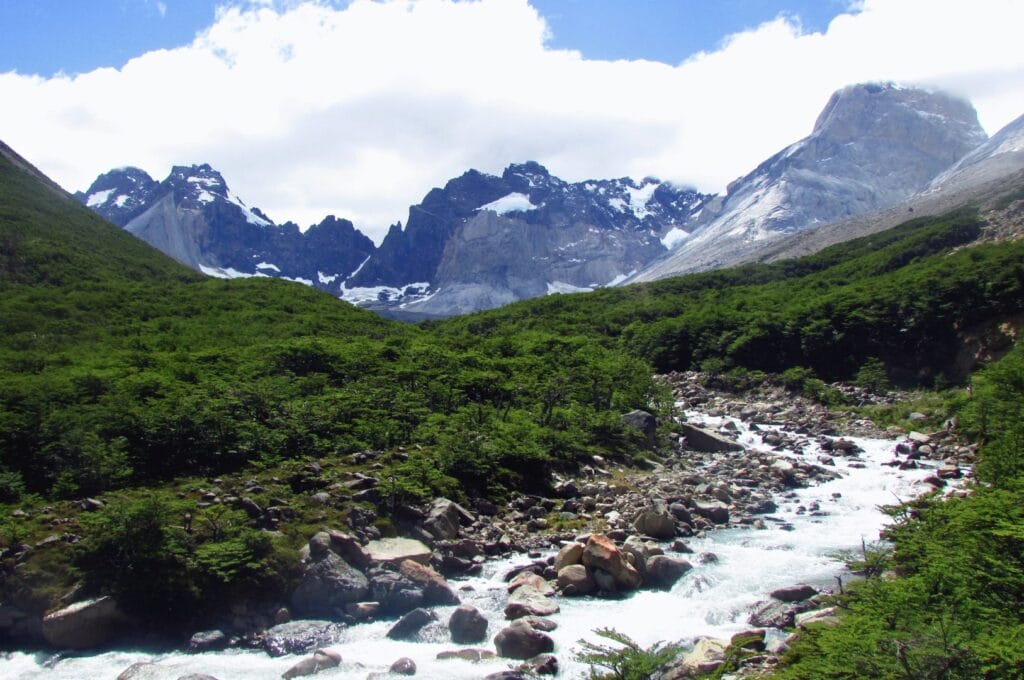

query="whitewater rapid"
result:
[2,412,944,679]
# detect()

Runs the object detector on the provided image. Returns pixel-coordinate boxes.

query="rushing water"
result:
[2,412,944,679]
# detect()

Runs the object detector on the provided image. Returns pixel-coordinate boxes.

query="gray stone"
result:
[644,555,693,589]
[281,649,341,679]
[557,564,595,595]
[770,583,818,603]
[494,620,555,660]
[290,552,369,618]
[505,584,559,619]
[633,500,677,539]
[187,629,227,653]
[389,657,417,675]
[679,423,744,452]
[42,596,130,650]
[263,620,343,657]
[364,537,432,566]
[449,604,489,644]
[621,409,657,442]
[387,607,437,641]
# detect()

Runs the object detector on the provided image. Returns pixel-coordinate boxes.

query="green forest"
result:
[1,146,1023,676]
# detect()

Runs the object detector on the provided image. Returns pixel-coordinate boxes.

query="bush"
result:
[576,628,682,680]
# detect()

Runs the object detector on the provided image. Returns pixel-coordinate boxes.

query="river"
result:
[2,411,943,679]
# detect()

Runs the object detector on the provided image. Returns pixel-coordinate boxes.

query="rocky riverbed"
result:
[1,372,973,679]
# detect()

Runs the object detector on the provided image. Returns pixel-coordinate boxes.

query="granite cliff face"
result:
[77,165,375,291]
[631,83,988,282]
[350,162,707,315]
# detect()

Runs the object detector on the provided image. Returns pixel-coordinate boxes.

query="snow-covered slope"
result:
[631,83,988,282]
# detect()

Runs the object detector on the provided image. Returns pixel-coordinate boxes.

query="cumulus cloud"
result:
[1,0,1023,241]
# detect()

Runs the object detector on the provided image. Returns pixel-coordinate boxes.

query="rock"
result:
[263,620,343,657]
[520,616,558,632]
[557,564,595,595]
[41,596,130,649]
[387,607,437,641]
[364,537,432,566]
[505,584,560,619]
[177,675,221,680]
[368,567,425,615]
[644,555,693,589]
[770,583,818,603]
[693,501,730,525]
[518,653,559,676]
[633,500,677,539]
[423,497,475,540]
[484,673,529,680]
[188,629,228,653]
[681,637,728,674]
[679,423,744,452]
[345,601,381,620]
[281,649,342,679]
[507,571,552,595]
[581,534,642,591]
[730,628,767,651]
[116,663,160,680]
[437,648,496,662]
[308,531,331,559]
[399,559,460,606]
[621,409,657,442]
[290,552,369,618]
[795,606,839,628]
[494,620,555,660]
[389,657,417,675]
[553,542,585,572]
[449,604,489,644]
[327,530,371,569]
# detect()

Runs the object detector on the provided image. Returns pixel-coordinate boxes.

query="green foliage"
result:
[576,628,682,680]
[854,357,891,394]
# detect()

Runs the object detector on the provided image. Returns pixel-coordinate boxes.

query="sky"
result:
[1,0,1023,242]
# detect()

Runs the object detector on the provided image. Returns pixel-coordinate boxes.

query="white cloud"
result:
[1,0,1022,242]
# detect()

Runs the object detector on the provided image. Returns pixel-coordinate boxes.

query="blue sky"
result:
[2,0,848,76]
[1,0,1022,240]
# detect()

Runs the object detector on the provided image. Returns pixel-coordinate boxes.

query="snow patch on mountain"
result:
[478,192,538,215]
[86,189,114,207]
[660,227,690,249]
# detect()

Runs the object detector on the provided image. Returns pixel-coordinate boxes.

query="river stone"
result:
[290,552,369,617]
[581,534,642,591]
[368,567,425,615]
[387,607,437,641]
[177,675,221,680]
[770,583,818,603]
[505,584,560,619]
[796,606,839,628]
[681,637,728,674]
[437,648,496,661]
[692,501,730,525]
[399,559,460,606]
[553,542,585,572]
[281,649,341,679]
[633,500,677,539]
[449,604,489,643]
[187,629,228,653]
[42,596,130,649]
[327,530,371,569]
[679,423,744,452]
[423,497,476,540]
[389,657,417,675]
[364,537,432,566]
[494,620,555,660]
[557,564,595,595]
[520,615,558,632]
[644,555,693,590]
[263,620,343,657]
[507,570,553,594]
[518,653,559,676]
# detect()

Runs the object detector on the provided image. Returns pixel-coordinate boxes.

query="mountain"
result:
[631,83,988,282]
[345,161,708,315]
[76,165,375,291]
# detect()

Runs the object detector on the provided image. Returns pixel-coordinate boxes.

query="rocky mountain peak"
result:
[74,167,158,226]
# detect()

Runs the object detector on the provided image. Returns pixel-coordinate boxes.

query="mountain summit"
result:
[631,83,987,281]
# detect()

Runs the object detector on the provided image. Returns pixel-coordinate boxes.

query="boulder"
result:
[507,571,553,595]
[692,501,730,525]
[398,559,460,606]
[679,423,744,452]
[387,607,437,641]
[644,555,692,590]
[436,648,496,662]
[389,657,417,675]
[187,629,228,653]
[518,653,559,676]
[364,537,432,566]
[177,675,221,680]
[281,649,341,679]
[581,534,642,591]
[41,596,130,649]
[621,409,657,442]
[494,620,555,660]
[520,616,558,632]
[368,567,425,615]
[557,564,595,595]
[290,552,369,618]
[423,498,475,540]
[796,606,839,628]
[553,542,585,572]
[505,584,560,619]
[449,604,489,644]
[770,583,818,603]
[633,500,677,539]
[681,637,728,674]
[327,530,371,569]
[263,620,343,657]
